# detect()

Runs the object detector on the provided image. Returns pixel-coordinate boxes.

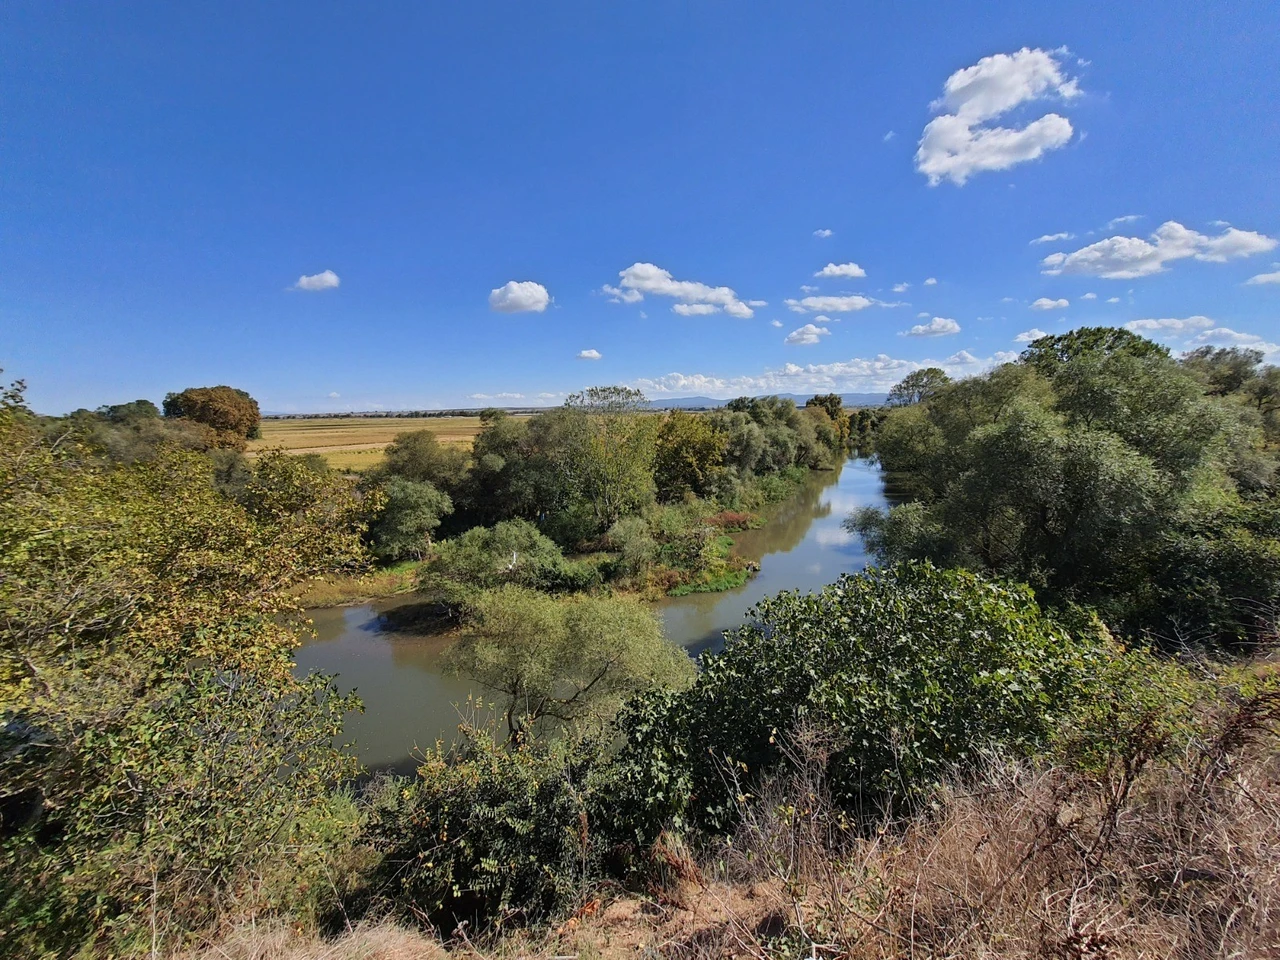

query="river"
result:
[295,457,896,775]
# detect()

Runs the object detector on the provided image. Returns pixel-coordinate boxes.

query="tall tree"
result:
[162,385,261,448]
[887,368,951,406]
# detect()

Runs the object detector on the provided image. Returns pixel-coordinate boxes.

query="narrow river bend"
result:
[295,457,897,775]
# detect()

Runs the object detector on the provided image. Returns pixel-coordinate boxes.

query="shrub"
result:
[417,519,567,605]
[613,562,1130,833]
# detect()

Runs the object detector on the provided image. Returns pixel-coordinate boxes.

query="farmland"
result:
[248,416,496,470]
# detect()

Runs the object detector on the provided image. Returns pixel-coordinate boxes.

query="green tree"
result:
[377,428,470,495]
[652,410,727,501]
[560,387,658,531]
[368,477,453,560]
[1181,345,1265,396]
[1018,326,1168,373]
[887,367,951,406]
[444,585,693,739]
[162,385,261,448]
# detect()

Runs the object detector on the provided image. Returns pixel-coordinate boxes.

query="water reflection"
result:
[297,457,897,770]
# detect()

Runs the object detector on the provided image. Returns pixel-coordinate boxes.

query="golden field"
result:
[248,416,494,470]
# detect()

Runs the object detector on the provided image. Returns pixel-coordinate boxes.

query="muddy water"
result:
[295,457,898,774]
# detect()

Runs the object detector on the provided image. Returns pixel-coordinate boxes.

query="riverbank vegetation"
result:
[3,331,1279,958]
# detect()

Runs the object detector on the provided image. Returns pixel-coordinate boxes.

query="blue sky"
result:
[4,1,1279,413]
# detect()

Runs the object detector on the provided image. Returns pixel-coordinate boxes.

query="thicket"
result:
[852,328,1280,651]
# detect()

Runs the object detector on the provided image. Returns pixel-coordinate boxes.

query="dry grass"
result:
[182,921,446,960]
[295,563,422,608]
[249,417,503,470]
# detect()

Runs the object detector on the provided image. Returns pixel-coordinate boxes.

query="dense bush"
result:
[611,562,1129,835]
[367,476,453,561]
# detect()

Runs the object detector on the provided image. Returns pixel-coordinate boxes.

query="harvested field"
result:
[248,416,502,470]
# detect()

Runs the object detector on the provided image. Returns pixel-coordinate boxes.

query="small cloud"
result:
[800,284,819,294]
[327,391,341,399]
[770,319,784,328]
[946,350,980,364]
[294,269,340,292]
[1124,316,1214,335]
[785,295,878,314]
[1081,292,1097,299]
[489,280,551,313]
[1000,296,1016,303]
[893,282,910,293]
[813,228,834,238]
[1105,214,1143,230]
[815,262,867,279]
[672,303,719,316]
[1246,270,1280,285]
[883,130,896,142]
[1106,297,1120,304]
[1014,328,1048,342]
[917,311,930,318]
[903,317,961,337]
[785,323,832,345]
[537,392,560,400]
[577,348,602,360]
[1031,297,1069,310]
[747,299,769,307]
[924,277,938,285]
[1031,232,1073,244]
[639,311,648,319]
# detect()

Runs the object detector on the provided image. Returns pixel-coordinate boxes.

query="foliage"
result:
[0,382,369,955]
[163,384,262,448]
[368,477,453,561]
[611,562,1124,835]
[444,585,694,739]
[652,409,727,501]
[860,330,1279,647]
[375,428,471,496]
[886,367,950,406]
[362,729,609,931]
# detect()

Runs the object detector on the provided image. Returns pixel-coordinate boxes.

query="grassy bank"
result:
[296,560,423,607]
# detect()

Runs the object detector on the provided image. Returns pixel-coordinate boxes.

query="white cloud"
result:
[631,350,1011,398]
[883,131,896,142]
[813,228,833,238]
[1105,214,1142,230]
[537,392,561,400]
[1014,328,1048,342]
[1031,297,1069,310]
[770,319,784,328]
[603,262,754,318]
[1246,270,1280,285]
[1106,297,1121,304]
[1041,221,1278,279]
[468,393,492,400]
[1189,327,1280,359]
[815,262,866,279]
[1124,316,1214,335]
[747,299,769,307]
[785,323,832,345]
[917,311,930,318]
[489,280,551,313]
[893,282,910,293]
[924,277,938,285]
[1081,292,1097,299]
[903,316,961,337]
[915,47,1080,186]
[294,269,340,292]
[577,349,602,360]
[1031,232,1073,244]
[327,391,340,399]
[994,350,1020,363]
[785,295,877,314]
[800,284,819,294]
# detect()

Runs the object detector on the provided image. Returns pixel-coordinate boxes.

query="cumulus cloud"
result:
[813,228,833,238]
[489,280,551,313]
[1107,297,1121,304]
[1105,214,1142,230]
[327,391,340,399]
[903,317,961,337]
[800,284,820,294]
[893,282,910,293]
[1014,328,1048,342]
[785,295,877,314]
[1031,232,1072,244]
[785,323,832,345]
[915,47,1080,186]
[1031,297,1069,310]
[577,349,602,360]
[1124,316,1214,335]
[1040,221,1278,279]
[747,299,769,307]
[815,262,867,279]
[630,351,1011,398]
[602,262,754,318]
[1190,327,1280,359]
[924,277,938,285]
[1246,270,1280,285]
[1081,292,1097,299]
[770,320,784,328]
[294,269,340,291]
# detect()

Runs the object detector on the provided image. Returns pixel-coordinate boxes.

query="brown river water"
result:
[295,457,900,775]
